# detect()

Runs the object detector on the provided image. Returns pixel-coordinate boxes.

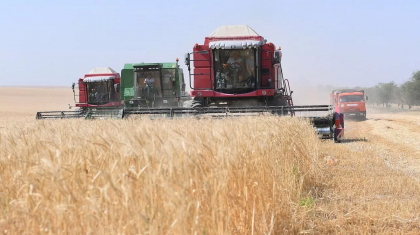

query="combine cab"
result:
[36,67,124,119]
[185,25,292,112]
[120,60,186,109]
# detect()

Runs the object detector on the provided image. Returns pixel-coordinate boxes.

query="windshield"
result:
[213,49,256,89]
[339,95,364,102]
[86,81,110,104]
[161,69,176,96]
[134,68,162,98]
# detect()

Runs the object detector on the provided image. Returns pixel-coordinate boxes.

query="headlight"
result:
[129,100,134,104]
[340,104,344,107]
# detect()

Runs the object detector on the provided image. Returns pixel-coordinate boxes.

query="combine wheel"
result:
[268,97,289,116]
[192,97,204,108]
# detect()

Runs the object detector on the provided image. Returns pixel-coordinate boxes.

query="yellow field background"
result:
[1,87,420,234]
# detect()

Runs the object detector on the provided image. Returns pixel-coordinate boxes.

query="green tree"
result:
[375,82,397,107]
[412,70,420,81]
[392,86,405,108]
[400,71,420,109]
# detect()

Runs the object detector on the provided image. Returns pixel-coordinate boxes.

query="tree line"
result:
[364,70,420,109]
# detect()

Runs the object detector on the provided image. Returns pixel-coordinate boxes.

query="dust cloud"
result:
[289,85,332,105]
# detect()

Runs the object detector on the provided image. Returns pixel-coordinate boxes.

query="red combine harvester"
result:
[180,25,343,141]
[36,67,124,119]
[73,67,122,110]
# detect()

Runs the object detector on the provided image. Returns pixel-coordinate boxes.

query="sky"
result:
[0,0,419,89]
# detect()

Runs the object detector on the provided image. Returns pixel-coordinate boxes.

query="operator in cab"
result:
[226,51,243,69]
[143,74,158,97]
[223,51,243,86]
[144,74,155,86]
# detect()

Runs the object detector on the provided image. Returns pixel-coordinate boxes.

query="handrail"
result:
[284,79,292,96]
[187,50,213,91]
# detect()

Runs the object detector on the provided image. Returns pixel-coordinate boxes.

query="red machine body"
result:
[74,67,122,109]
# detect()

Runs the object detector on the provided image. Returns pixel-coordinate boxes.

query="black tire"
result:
[268,96,289,116]
[192,97,204,108]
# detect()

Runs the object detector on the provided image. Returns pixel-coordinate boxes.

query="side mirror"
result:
[290,90,293,95]
[114,84,120,93]
[72,83,75,90]
[184,53,190,66]
[366,96,368,101]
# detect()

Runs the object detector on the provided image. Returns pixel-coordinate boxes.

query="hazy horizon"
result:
[1,0,419,89]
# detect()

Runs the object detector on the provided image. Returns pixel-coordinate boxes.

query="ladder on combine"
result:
[283,78,295,116]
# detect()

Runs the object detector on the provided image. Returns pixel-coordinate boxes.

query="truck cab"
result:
[330,89,367,120]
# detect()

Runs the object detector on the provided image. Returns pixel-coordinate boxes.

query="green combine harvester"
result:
[121,60,186,109]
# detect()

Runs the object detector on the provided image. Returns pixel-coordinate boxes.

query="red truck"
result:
[330,89,368,120]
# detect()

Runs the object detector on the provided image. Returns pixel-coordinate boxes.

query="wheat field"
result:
[1,87,420,234]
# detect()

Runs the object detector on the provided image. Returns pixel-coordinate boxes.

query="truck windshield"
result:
[213,49,255,89]
[340,95,364,102]
[86,81,110,104]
